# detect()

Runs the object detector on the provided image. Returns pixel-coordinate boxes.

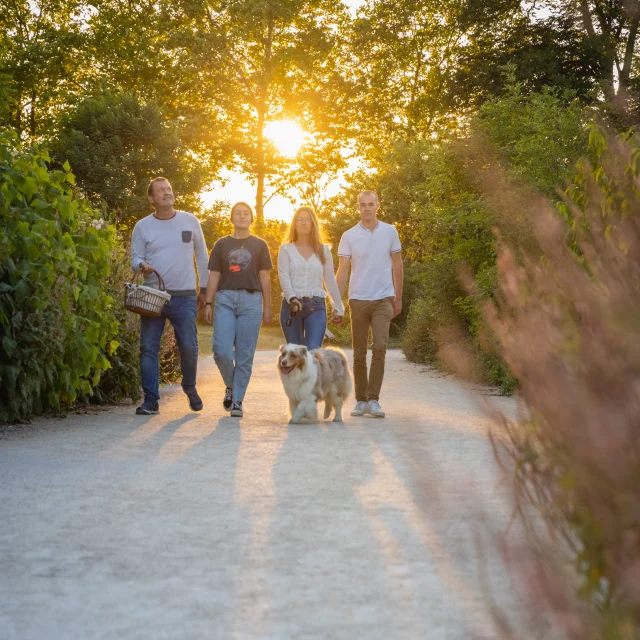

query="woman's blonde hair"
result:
[284,206,326,264]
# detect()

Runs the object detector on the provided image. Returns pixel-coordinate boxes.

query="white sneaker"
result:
[365,400,385,418]
[350,401,369,416]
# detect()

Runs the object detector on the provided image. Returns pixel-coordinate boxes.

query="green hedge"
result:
[90,239,141,404]
[0,131,119,421]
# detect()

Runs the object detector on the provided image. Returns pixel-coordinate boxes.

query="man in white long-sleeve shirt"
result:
[130,177,209,415]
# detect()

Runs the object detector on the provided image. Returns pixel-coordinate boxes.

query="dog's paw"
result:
[333,416,343,423]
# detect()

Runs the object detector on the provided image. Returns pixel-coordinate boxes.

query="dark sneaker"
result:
[223,387,233,411]
[185,388,203,412]
[230,401,243,417]
[135,400,159,415]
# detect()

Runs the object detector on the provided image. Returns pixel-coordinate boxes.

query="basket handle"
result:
[133,268,167,291]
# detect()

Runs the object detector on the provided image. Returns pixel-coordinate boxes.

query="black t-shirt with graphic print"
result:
[208,235,273,292]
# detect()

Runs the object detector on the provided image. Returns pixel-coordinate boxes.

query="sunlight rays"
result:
[264,120,307,157]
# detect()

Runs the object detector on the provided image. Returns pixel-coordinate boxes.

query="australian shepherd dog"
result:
[277,344,352,424]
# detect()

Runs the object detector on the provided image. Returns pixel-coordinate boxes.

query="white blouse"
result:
[277,244,345,316]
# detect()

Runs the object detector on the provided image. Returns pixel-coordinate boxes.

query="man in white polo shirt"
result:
[336,190,404,418]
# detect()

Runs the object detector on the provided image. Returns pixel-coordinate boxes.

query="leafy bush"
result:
[90,239,141,404]
[200,201,234,250]
[475,69,587,198]
[374,139,513,386]
[378,81,587,391]
[0,130,119,421]
[401,296,439,364]
[52,92,209,231]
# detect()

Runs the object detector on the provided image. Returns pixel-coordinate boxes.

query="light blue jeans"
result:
[213,289,263,403]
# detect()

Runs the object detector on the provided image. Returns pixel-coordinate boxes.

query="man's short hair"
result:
[148,177,171,197]
[358,190,379,203]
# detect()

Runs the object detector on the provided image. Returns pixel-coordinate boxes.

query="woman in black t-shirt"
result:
[204,202,273,417]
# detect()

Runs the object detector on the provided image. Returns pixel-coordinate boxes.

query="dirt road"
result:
[1,350,536,639]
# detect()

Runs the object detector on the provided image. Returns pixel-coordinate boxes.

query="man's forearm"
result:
[393,261,404,299]
[336,265,348,297]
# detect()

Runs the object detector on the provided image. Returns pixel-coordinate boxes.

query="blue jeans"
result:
[279,296,327,350]
[213,290,263,402]
[140,296,199,403]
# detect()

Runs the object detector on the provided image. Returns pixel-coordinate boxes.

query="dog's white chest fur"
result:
[280,353,318,401]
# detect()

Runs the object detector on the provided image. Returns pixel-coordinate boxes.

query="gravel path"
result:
[1,349,536,639]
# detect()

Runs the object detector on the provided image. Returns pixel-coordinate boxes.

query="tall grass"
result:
[471,129,640,637]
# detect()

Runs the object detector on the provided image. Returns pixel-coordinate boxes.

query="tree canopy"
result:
[3,0,637,220]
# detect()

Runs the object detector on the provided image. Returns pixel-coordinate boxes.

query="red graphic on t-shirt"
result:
[228,248,252,273]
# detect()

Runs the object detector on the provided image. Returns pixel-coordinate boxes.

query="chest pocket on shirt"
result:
[182,230,192,243]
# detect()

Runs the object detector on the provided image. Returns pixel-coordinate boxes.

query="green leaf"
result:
[24,176,38,200]
[3,256,16,275]
[4,365,18,384]
[2,336,17,358]
[14,280,29,305]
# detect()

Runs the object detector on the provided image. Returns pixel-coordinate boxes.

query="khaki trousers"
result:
[349,297,394,402]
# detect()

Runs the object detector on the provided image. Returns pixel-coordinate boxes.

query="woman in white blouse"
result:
[278,206,344,349]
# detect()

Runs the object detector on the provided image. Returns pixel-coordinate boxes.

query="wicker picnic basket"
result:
[124,269,171,317]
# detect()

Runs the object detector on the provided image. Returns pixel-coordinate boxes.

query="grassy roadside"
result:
[197,324,285,357]
[198,323,400,358]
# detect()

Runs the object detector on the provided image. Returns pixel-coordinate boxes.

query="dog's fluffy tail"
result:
[334,348,353,399]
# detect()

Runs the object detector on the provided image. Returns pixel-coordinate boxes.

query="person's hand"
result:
[289,297,301,314]
[332,312,343,325]
[197,292,207,310]
[204,304,213,324]
[262,309,272,326]
[139,262,155,274]
[392,297,403,318]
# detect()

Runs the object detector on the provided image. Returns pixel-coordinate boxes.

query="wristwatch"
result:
[205,302,212,306]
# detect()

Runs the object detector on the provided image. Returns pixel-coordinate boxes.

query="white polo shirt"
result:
[337,220,402,301]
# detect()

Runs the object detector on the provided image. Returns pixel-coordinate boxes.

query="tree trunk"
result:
[255,118,265,226]
[620,13,640,91]
[254,13,273,227]
[578,0,618,104]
